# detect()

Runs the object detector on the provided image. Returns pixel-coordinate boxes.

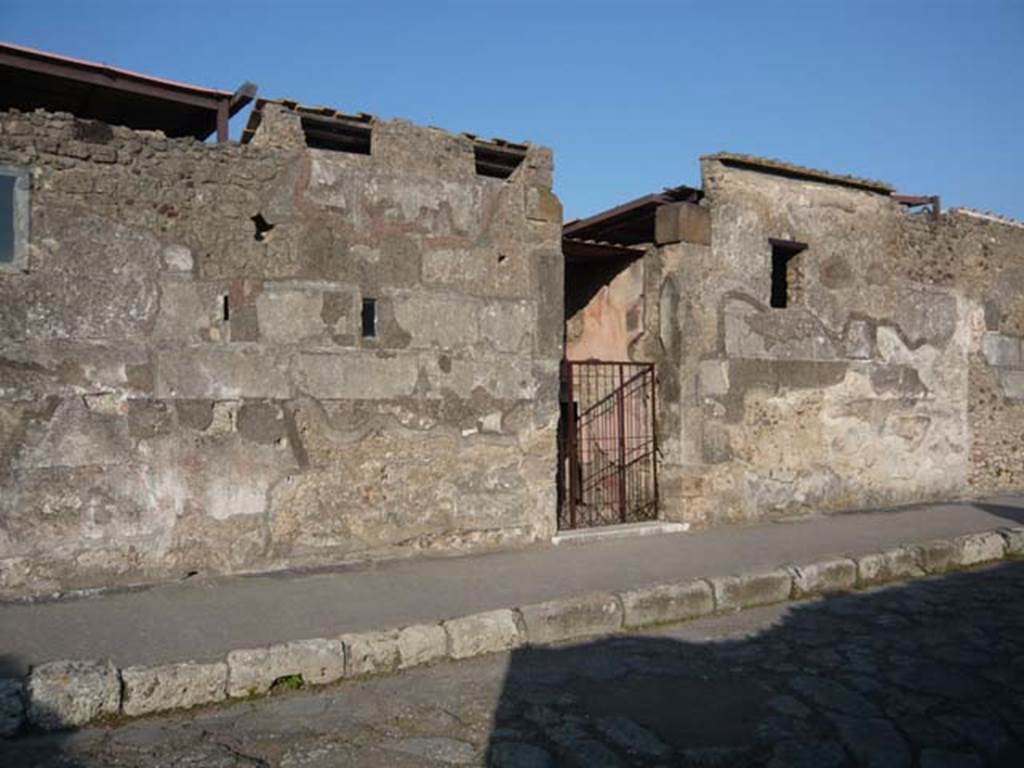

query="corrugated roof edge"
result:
[949,207,1024,230]
[703,152,895,194]
[241,97,531,149]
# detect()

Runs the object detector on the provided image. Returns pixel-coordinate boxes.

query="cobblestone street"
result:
[4,561,1024,767]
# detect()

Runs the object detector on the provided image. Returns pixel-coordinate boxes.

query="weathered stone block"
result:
[121,661,227,717]
[655,202,710,245]
[443,609,523,660]
[162,244,194,272]
[710,569,792,611]
[255,287,325,344]
[519,593,622,645]
[27,659,120,730]
[525,186,563,223]
[1000,527,1024,556]
[789,558,857,597]
[619,580,714,629]
[698,360,729,397]
[1000,370,1024,399]
[340,630,401,677]
[855,547,923,586]
[981,332,1021,369]
[293,350,420,400]
[951,531,1006,566]
[397,624,448,669]
[916,539,957,574]
[226,638,345,697]
[0,678,24,737]
[156,347,291,399]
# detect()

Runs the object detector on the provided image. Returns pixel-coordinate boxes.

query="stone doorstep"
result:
[3,525,1019,737]
[550,520,689,546]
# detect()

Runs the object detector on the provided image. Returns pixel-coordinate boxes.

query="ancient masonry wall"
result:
[0,106,564,599]
[629,160,1024,527]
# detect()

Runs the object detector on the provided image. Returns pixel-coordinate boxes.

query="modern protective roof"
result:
[562,185,702,246]
[0,42,255,142]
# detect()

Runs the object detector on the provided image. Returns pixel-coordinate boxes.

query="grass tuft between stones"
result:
[269,674,305,693]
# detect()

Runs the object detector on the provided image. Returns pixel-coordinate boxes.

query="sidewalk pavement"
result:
[1,496,1022,677]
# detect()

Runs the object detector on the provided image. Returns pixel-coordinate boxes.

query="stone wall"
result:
[0,105,563,599]
[606,159,1023,527]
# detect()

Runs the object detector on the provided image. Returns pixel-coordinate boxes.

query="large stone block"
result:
[916,539,957,574]
[519,593,622,645]
[981,332,1021,369]
[951,531,1006,566]
[397,624,449,669]
[710,569,792,611]
[1000,370,1024,399]
[789,558,857,597]
[0,678,24,737]
[226,638,345,697]
[27,659,120,730]
[655,202,710,246]
[619,580,715,629]
[1000,527,1024,556]
[121,661,227,717]
[293,350,420,400]
[156,347,291,399]
[443,609,523,660]
[525,186,562,223]
[340,630,401,678]
[855,547,924,586]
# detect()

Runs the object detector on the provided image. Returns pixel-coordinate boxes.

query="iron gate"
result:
[558,360,659,530]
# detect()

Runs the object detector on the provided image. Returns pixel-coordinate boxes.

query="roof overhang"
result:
[0,42,256,141]
[563,185,702,246]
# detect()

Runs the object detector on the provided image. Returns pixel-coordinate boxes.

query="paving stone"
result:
[488,741,556,768]
[0,678,24,737]
[383,736,476,765]
[827,714,911,768]
[27,659,121,730]
[790,675,881,717]
[920,748,985,768]
[1000,526,1024,556]
[917,539,958,573]
[121,661,227,716]
[595,715,670,758]
[768,739,846,768]
[618,579,714,628]
[519,593,622,645]
[790,557,857,597]
[444,609,524,660]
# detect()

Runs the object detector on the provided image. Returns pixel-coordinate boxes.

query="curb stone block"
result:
[789,558,857,597]
[226,638,345,698]
[397,624,448,670]
[916,539,957,574]
[952,531,1006,566]
[27,659,120,730]
[519,592,623,645]
[710,569,792,611]
[619,580,714,629]
[0,678,24,737]
[340,631,401,678]
[1000,527,1024,556]
[121,661,227,717]
[443,609,523,660]
[855,547,923,586]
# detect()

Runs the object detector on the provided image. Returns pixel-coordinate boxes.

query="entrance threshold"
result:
[551,520,689,546]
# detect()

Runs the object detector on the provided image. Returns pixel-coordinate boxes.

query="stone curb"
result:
[4,525,1022,736]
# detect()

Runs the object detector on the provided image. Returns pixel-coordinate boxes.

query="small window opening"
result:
[361,298,377,338]
[769,239,808,309]
[301,115,372,155]
[0,174,15,265]
[473,142,526,179]
[222,294,230,321]
[251,213,274,242]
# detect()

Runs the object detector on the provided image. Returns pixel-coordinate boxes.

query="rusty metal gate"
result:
[558,360,659,530]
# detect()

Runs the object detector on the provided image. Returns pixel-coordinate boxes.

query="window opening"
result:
[0,174,14,264]
[769,239,808,309]
[361,298,377,338]
[301,115,372,155]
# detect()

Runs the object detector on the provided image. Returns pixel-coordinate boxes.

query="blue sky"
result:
[3,0,1022,220]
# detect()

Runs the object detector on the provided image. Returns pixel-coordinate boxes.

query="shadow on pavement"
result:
[486,562,1024,767]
